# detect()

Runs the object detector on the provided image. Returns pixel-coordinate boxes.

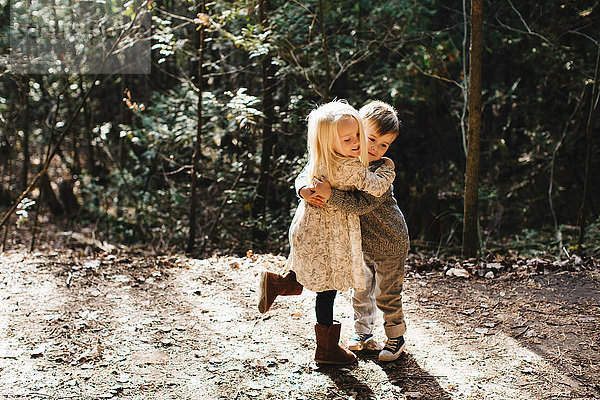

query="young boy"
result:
[301,100,409,362]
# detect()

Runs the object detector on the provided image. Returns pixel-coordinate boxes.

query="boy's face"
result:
[365,124,396,162]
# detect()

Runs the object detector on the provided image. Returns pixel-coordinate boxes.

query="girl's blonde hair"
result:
[306,100,368,185]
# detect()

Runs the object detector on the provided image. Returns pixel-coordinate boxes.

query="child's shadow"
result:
[315,362,375,399]
[357,351,453,399]
[314,352,452,400]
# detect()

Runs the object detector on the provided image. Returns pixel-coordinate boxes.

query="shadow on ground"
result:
[316,351,452,400]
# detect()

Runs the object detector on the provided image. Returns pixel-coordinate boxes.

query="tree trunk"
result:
[462,0,483,258]
[19,76,30,192]
[577,47,599,248]
[255,0,276,219]
[187,0,206,253]
[39,173,64,215]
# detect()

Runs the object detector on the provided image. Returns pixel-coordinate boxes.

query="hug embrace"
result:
[258,99,409,365]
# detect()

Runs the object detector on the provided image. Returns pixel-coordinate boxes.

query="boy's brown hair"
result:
[359,100,400,137]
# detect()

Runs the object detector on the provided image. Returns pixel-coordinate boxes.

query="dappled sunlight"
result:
[1,251,597,399]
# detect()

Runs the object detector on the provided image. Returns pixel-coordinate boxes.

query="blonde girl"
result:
[258,100,395,365]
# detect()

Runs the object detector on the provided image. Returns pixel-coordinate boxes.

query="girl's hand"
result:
[299,186,326,207]
[313,177,332,201]
[382,157,395,170]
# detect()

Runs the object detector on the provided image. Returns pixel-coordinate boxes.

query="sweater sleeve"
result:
[346,163,395,197]
[327,187,391,215]
[294,166,310,197]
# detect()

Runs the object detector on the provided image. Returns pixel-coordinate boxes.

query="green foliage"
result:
[1,0,598,256]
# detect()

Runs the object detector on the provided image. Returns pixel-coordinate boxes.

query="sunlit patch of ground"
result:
[1,250,598,399]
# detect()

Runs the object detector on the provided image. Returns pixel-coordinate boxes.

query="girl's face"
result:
[333,116,361,157]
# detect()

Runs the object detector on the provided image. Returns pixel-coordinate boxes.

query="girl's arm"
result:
[294,167,310,196]
[346,161,395,197]
[295,166,326,207]
[312,177,389,215]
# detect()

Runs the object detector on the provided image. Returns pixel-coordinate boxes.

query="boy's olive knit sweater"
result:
[295,159,409,257]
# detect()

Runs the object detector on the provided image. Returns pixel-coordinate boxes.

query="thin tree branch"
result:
[548,85,586,253]
[496,1,553,46]
[460,0,469,157]
[0,1,150,232]
[577,39,600,246]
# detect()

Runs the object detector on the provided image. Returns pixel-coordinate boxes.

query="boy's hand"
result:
[382,157,395,169]
[312,177,332,201]
[299,186,326,207]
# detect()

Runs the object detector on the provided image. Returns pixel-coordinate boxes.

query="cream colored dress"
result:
[288,159,395,292]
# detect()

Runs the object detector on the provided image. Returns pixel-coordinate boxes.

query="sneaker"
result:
[379,336,405,361]
[348,333,382,351]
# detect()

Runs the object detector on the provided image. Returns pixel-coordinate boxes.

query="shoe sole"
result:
[378,342,406,362]
[315,358,357,365]
[347,343,363,351]
[348,338,381,351]
[257,270,268,313]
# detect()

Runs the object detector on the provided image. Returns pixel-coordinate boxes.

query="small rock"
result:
[577,317,596,323]
[446,267,472,278]
[31,345,46,358]
[248,382,264,390]
[525,329,538,338]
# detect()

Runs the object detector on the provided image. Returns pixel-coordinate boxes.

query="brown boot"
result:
[257,270,303,313]
[314,322,357,365]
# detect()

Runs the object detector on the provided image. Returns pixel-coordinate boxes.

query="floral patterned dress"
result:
[288,158,395,292]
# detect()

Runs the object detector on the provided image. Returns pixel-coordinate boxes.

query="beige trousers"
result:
[352,253,407,338]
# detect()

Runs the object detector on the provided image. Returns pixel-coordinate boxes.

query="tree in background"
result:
[462,0,483,258]
[1,1,598,257]
[187,0,208,253]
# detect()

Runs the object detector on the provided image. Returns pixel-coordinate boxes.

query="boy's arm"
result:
[327,186,391,216]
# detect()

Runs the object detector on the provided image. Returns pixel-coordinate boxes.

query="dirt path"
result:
[1,250,599,399]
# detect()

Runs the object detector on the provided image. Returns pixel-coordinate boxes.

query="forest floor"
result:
[1,236,600,399]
